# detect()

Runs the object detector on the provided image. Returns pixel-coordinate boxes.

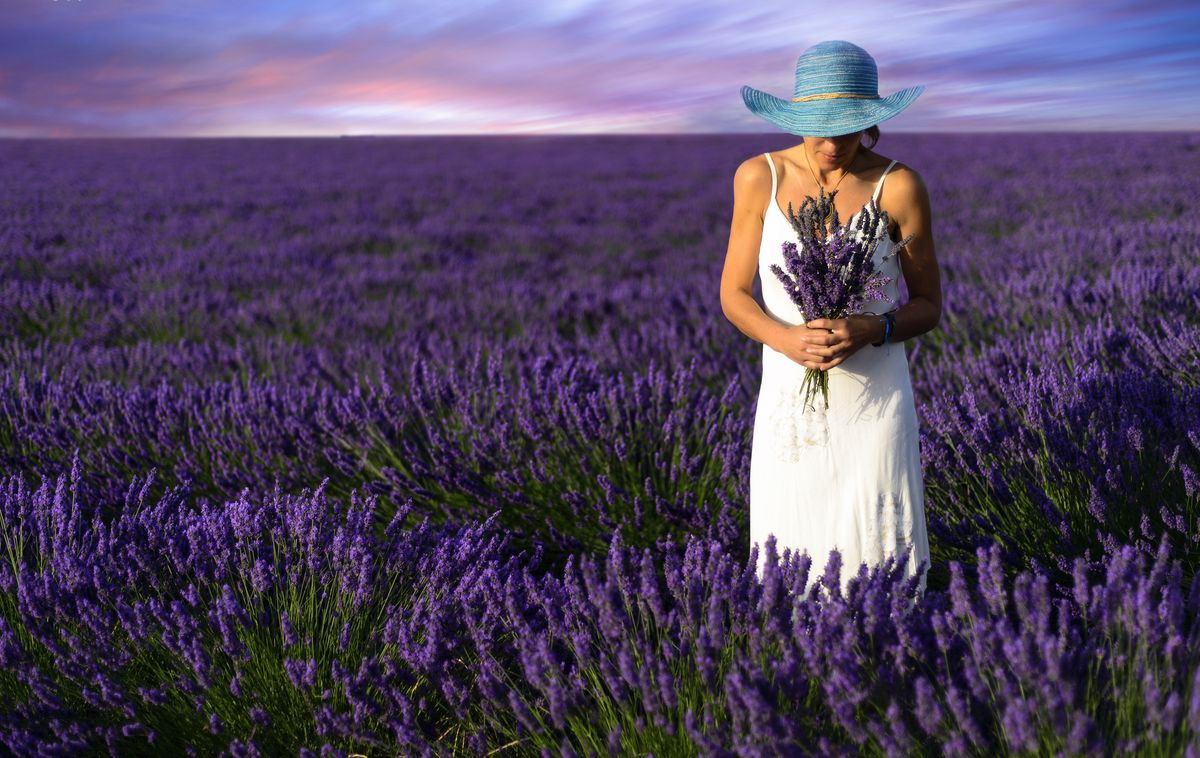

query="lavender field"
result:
[1,132,1199,756]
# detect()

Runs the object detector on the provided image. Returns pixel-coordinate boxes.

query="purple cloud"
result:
[0,0,1195,136]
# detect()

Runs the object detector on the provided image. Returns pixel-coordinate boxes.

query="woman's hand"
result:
[774,315,883,370]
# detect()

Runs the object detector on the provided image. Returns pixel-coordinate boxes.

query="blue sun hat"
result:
[741,40,924,138]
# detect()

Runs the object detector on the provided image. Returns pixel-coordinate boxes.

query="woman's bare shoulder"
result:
[879,161,932,235]
[881,162,930,207]
[882,160,927,191]
[733,152,771,183]
[732,153,772,214]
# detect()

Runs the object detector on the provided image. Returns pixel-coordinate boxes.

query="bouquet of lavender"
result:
[770,186,915,412]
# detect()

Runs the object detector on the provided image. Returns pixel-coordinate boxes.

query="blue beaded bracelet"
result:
[873,311,896,346]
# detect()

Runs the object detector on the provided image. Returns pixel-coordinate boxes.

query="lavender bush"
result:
[0,132,1198,754]
[0,463,1198,755]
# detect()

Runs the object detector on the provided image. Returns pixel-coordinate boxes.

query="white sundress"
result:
[748,151,931,599]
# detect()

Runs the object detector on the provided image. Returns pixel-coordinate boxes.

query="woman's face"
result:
[801,131,864,168]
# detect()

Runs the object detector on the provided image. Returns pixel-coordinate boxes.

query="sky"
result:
[0,0,1197,137]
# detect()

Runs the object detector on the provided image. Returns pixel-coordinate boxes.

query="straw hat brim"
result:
[741,83,925,137]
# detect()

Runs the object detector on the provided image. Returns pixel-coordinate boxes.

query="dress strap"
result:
[872,159,898,202]
[763,152,778,218]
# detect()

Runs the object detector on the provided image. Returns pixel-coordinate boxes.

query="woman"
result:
[719,40,942,598]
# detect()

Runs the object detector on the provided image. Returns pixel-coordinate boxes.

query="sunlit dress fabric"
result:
[749,152,930,598]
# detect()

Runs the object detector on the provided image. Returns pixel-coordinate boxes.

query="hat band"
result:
[790,92,881,102]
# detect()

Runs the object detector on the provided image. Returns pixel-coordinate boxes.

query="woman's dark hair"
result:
[861,125,880,149]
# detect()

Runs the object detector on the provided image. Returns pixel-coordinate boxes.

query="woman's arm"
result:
[881,165,943,343]
[719,155,791,351]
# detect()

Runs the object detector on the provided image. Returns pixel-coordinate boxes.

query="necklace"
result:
[802,146,856,199]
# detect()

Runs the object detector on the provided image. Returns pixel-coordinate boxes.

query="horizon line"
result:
[1,128,1198,140]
